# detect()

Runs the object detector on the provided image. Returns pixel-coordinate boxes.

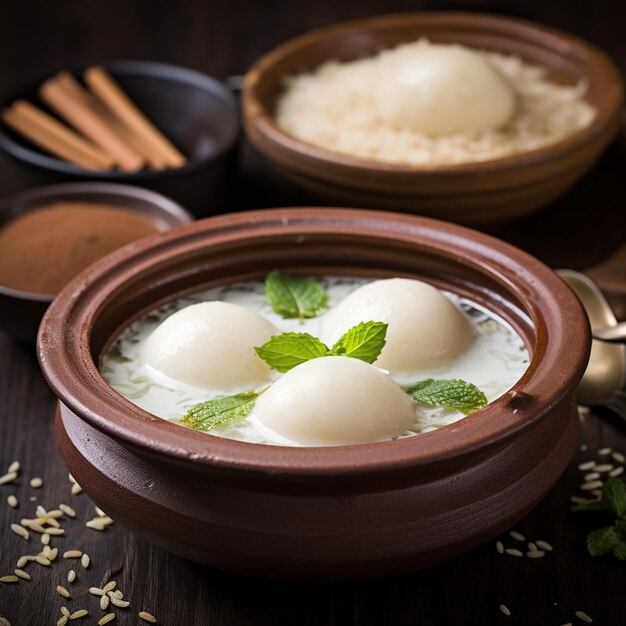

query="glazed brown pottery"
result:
[0,182,192,344]
[38,208,590,580]
[243,12,624,224]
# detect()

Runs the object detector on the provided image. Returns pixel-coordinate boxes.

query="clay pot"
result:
[243,12,624,224]
[38,208,590,580]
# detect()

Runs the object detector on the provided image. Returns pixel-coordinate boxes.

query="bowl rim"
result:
[37,207,590,478]
[0,181,193,300]
[0,59,240,179]
[242,11,624,177]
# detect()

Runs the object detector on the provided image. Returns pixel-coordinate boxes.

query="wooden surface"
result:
[1,1,626,624]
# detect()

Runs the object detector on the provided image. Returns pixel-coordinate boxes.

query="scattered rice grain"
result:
[46,528,65,536]
[0,472,17,486]
[7,495,17,508]
[35,555,51,566]
[598,447,612,456]
[71,483,82,495]
[100,595,110,610]
[95,506,106,517]
[89,586,105,596]
[14,569,29,580]
[609,466,624,478]
[102,581,116,593]
[56,585,71,598]
[611,451,625,464]
[496,541,504,554]
[57,618,68,626]
[536,540,553,551]
[59,503,76,517]
[43,545,52,557]
[81,553,90,568]
[16,556,30,568]
[594,464,613,472]
[110,597,130,608]
[69,609,88,619]
[526,550,546,558]
[575,610,593,623]
[571,495,590,504]
[509,531,525,541]
[10,523,29,540]
[578,461,596,471]
[29,477,42,488]
[98,615,116,625]
[499,604,511,616]
[61,607,71,617]
[48,547,58,561]
[86,520,105,531]
[581,481,603,491]
[0,576,19,583]
[67,569,76,583]
[505,548,523,557]
[7,461,19,474]
[63,550,82,559]
[583,472,600,481]
[41,533,50,545]
[139,612,157,623]
[527,542,537,552]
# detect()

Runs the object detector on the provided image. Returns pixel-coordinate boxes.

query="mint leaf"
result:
[265,270,327,320]
[407,379,488,414]
[604,477,626,518]
[587,525,620,557]
[182,392,258,432]
[330,321,388,363]
[255,332,329,372]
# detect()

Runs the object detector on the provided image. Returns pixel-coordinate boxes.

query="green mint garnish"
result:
[264,270,328,320]
[406,378,488,415]
[255,332,330,372]
[182,391,258,432]
[573,477,626,560]
[330,321,387,364]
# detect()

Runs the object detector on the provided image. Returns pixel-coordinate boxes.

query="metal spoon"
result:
[593,320,626,343]
[557,270,626,415]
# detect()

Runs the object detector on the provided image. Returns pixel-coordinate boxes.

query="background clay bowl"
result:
[0,60,240,216]
[243,12,624,224]
[38,208,590,581]
[0,182,192,344]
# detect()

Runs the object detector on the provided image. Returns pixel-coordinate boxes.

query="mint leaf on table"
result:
[406,379,488,415]
[573,477,626,561]
[264,270,328,320]
[255,332,330,372]
[587,525,621,557]
[182,392,258,432]
[330,321,388,364]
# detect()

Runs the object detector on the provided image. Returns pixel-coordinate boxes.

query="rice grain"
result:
[68,569,76,583]
[609,466,624,478]
[98,615,116,625]
[35,555,51,566]
[611,451,625,464]
[57,618,68,626]
[59,504,76,517]
[10,523,29,540]
[496,541,504,554]
[7,495,17,508]
[71,483,82,495]
[100,595,110,610]
[29,477,43,488]
[7,461,20,474]
[0,472,17,485]
[14,569,30,581]
[594,464,613,472]
[89,587,105,596]
[509,531,525,541]
[598,447,612,456]
[578,461,596,471]
[69,609,88,619]
[63,550,82,559]
[41,533,50,545]
[505,548,523,557]
[103,581,116,593]
[81,553,90,568]
[111,597,130,608]
[56,585,71,598]
[536,540,553,551]
[581,481,603,491]
[0,576,19,583]
[499,604,511,616]
[575,610,593,623]
[526,550,546,558]
[139,612,157,623]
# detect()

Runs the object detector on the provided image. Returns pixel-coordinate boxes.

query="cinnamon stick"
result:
[39,73,145,172]
[2,100,115,170]
[84,66,186,168]
[55,71,168,169]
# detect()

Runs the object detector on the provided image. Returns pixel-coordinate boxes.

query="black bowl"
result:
[0,61,239,216]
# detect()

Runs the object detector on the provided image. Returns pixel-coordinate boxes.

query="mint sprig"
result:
[182,391,258,432]
[573,477,626,560]
[406,378,488,415]
[255,332,329,373]
[330,321,387,363]
[254,321,388,372]
[265,270,327,320]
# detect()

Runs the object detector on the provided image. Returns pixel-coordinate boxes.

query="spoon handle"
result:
[593,321,626,343]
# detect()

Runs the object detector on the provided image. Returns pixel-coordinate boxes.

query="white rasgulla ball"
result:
[375,44,516,136]
[139,301,277,389]
[321,278,473,374]
[252,356,416,445]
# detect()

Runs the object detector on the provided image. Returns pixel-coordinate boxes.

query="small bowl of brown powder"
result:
[0,182,192,343]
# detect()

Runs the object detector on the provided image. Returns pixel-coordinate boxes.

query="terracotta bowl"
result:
[37,208,590,580]
[0,182,192,344]
[0,61,240,216]
[243,12,624,224]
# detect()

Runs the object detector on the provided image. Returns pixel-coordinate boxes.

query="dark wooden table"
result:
[1,1,626,624]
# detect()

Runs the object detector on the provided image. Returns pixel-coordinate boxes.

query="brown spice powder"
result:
[0,202,159,294]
